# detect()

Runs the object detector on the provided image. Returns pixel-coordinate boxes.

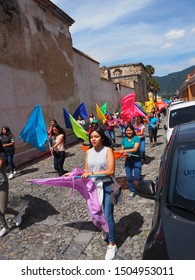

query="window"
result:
[113,69,122,77]
[169,105,195,128]
[168,142,195,207]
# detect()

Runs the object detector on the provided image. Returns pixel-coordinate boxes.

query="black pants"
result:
[148,127,158,143]
[53,151,66,176]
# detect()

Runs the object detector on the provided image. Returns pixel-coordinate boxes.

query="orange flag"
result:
[80,146,124,160]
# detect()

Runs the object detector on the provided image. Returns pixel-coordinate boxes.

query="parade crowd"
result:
[0,105,165,260]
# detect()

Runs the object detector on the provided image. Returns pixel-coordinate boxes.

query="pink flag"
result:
[120,92,136,121]
[27,167,109,232]
[120,92,136,104]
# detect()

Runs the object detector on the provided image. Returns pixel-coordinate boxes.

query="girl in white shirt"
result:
[133,116,146,162]
[82,127,117,260]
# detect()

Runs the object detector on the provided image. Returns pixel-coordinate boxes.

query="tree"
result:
[145,65,155,76]
[145,65,160,101]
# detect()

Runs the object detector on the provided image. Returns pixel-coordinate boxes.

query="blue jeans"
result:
[120,125,126,138]
[139,137,145,153]
[103,182,115,242]
[105,130,115,145]
[125,157,142,192]
[6,150,15,172]
[140,137,146,160]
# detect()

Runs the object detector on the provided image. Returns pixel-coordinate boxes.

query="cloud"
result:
[50,0,195,76]
[52,0,153,32]
[165,29,185,41]
[161,42,174,49]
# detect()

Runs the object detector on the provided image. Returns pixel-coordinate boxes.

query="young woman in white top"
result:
[50,124,66,176]
[81,126,117,260]
[133,116,146,162]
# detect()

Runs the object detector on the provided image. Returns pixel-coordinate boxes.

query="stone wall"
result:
[0,0,75,152]
[0,0,133,167]
[100,63,148,102]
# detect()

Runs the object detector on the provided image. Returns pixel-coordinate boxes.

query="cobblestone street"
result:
[0,118,167,260]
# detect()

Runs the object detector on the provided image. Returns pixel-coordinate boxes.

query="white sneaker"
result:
[8,173,15,179]
[15,212,22,227]
[0,227,10,238]
[101,231,109,241]
[105,244,117,260]
[13,170,19,175]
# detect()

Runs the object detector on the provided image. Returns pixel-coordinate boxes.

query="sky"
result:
[51,0,195,77]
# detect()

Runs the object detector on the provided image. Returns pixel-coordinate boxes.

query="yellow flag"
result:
[96,104,106,124]
[144,98,155,114]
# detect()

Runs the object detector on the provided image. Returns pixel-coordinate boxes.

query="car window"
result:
[176,148,195,200]
[169,105,195,128]
[168,143,195,207]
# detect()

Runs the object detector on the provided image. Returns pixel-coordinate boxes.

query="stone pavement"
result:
[0,117,167,260]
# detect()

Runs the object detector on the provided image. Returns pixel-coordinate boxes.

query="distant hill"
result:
[153,65,195,98]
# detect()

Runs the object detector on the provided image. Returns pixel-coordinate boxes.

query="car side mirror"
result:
[164,124,167,130]
[136,180,157,200]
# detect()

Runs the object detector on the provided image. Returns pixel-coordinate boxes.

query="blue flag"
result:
[19,104,48,152]
[63,108,72,128]
[134,103,147,117]
[73,102,88,120]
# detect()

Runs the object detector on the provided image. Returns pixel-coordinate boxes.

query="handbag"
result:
[110,176,122,205]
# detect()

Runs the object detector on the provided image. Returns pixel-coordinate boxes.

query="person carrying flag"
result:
[118,124,142,199]
[81,126,117,260]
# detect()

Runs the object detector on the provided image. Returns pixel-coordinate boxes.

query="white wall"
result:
[73,49,132,116]
[0,0,133,167]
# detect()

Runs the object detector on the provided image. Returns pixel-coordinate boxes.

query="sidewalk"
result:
[0,118,166,260]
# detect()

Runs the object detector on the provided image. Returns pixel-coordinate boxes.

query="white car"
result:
[169,99,185,107]
[164,101,195,143]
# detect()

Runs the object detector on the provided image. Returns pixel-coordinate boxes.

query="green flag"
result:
[69,114,88,141]
[100,102,108,115]
[96,104,106,124]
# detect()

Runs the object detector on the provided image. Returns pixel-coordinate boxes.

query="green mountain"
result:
[153,65,195,98]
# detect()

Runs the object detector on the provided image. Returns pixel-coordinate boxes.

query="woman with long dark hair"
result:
[81,126,117,260]
[50,124,66,176]
[0,139,22,237]
[0,126,18,179]
[119,124,142,199]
